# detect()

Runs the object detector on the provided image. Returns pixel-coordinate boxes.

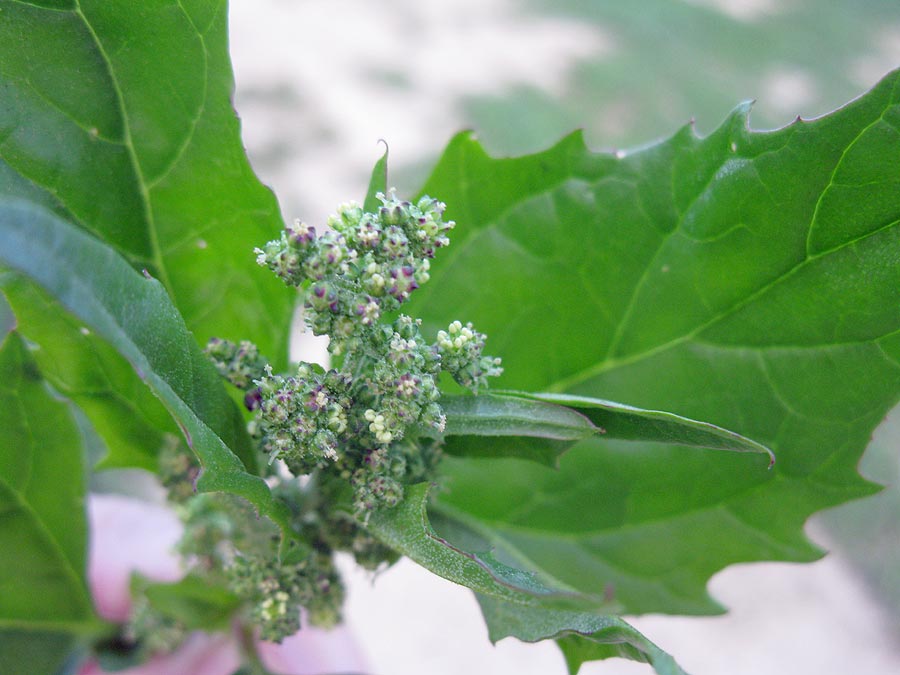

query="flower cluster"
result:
[228,551,343,642]
[250,364,353,474]
[435,320,504,393]
[126,589,188,658]
[255,190,453,354]
[247,314,449,513]
[171,491,345,643]
[248,193,501,516]
[248,315,443,458]
[352,314,445,445]
[205,337,268,390]
[184,191,502,650]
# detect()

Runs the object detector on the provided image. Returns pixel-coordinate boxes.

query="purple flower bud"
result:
[287,222,316,246]
[244,388,263,411]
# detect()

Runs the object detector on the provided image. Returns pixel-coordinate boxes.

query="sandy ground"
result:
[228,1,900,673]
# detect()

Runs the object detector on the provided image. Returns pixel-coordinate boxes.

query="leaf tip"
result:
[453,128,479,146]
[439,129,488,166]
[563,127,589,150]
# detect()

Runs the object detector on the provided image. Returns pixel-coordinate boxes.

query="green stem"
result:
[235,621,270,675]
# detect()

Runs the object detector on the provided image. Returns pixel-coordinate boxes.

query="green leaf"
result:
[0,199,291,534]
[0,331,103,675]
[135,574,241,632]
[478,594,687,675]
[369,483,685,672]
[363,142,390,213]
[440,392,774,466]
[1,278,177,471]
[367,483,608,610]
[405,68,900,633]
[0,0,293,367]
[0,291,12,336]
[439,393,597,465]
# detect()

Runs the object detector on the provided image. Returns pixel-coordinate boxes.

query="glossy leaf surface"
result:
[440,392,774,466]
[0,0,295,473]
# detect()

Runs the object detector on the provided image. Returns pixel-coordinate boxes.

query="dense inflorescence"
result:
[254,191,452,354]
[126,589,188,659]
[244,190,502,515]
[228,549,343,641]
[184,191,501,644]
[205,338,268,390]
[436,320,504,393]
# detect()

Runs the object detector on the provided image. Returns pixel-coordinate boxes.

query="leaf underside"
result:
[440,391,774,466]
[478,593,687,675]
[367,483,613,610]
[369,483,690,674]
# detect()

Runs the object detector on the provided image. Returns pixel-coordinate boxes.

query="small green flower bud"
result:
[205,338,269,390]
[126,593,187,658]
[227,550,343,643]
[434,320,503,393]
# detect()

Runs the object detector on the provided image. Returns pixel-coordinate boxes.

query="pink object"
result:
[260,624,370,675]
[86,495,184,622]
[81,493,369,675]
[77,633,242,675]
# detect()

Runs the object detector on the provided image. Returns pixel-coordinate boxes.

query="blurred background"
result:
[224,1,900,673]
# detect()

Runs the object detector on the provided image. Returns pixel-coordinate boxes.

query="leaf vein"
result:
[145,1,208,189]
[0,479,93,615]
[550,215,900,392]
[805,116,890,257]
[73,0,173,296]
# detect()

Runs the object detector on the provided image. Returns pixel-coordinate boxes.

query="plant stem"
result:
[235,621,270,675]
